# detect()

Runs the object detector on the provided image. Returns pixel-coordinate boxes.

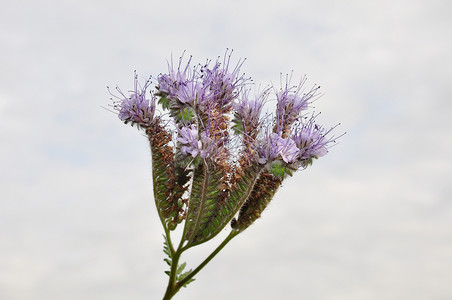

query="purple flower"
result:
[275,77,320,136]
[233,90,267,134]
[175,80,210,105]
[200,51,247,108]
[110,73,156,128]
[177,125,202,157]
[257,132,299,164]
[177,125,216,159]
[157,54,193,100]
[293,115,336,160]
[275,135,299,163]
[111,53,340,167]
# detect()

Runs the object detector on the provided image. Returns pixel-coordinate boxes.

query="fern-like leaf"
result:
[147,120,188,230]
[189,162,264,246]
[182,162,225,246]
[162,236,195,288]
[231,170,282,231]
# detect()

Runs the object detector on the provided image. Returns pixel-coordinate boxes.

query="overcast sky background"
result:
[1,0,451,299]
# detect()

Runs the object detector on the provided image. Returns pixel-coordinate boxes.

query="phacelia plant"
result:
[109,51,340,299]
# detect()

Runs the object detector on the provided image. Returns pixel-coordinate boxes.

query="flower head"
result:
[276,135,299,163]
[175,81,208,105]
[199,50,247,109]
[111,52,341,169]
[157,54,193,100]
[293,114,337,163]
[177,125,202,157]
[257,132,299,164]
[177,124,217,160]
[233,89,268,136]
[110,73,156,128]
[275,76,320,137]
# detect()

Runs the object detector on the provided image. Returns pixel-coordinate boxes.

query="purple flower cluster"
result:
[275,77,320,137]
[254,79,335,167]
[177,125,216,160]
[293,116,335,160]
[200,54,245,108]
[157,55,193,101]
[110,73,156,128]
[157,51,247,112]
[233,89,267,136]
[177,125,202,157]
[112,52,339,168]
[175,81,205,105]
[257,133,299,164]
[256,117,333,166]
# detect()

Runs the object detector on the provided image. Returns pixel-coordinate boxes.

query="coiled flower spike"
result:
[109,72,156,128]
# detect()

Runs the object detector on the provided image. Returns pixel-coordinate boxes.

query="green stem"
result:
[162,245,181,300]
[180,230,239,287]
[162,230,240,300]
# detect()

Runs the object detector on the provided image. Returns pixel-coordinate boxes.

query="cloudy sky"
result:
[1,0,451,299]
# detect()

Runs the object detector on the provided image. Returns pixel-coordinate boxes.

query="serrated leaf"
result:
[232,121,244,135]
[163,247,171,256]
[158,96,170,110]
[179,270,191,279]
[268,160,294,179]
[178,269,195,288]
[176,107,195,122]
[176,262,186,275]
[269,160,285,178]
[181,278,196,288]
[162,235,172,257]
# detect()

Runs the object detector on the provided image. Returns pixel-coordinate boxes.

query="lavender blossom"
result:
[177,125,216,159]
[110,74,156,128]
[157,54,193,100]
[257,132,299,164]
[200,51,247,108]
[233,90,267,135]
[175,80,210,105]
[177,125,202,158]
[293,115,336,161]
[275,77,320,137]
[276,135,299,163]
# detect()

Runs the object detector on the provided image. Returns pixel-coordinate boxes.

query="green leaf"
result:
[233,170,282,231]
[182,162,225,246]
[178,269,196,288]
[231,117,244,135]
[181,277,196,288]
[268,160,294,179]
[158,96,170,110]
[188,163,264,246]
[176,107,195,122]
[147,121,190,231]
[176,262,186,275]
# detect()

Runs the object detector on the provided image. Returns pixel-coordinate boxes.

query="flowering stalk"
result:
[109,51,341,299]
